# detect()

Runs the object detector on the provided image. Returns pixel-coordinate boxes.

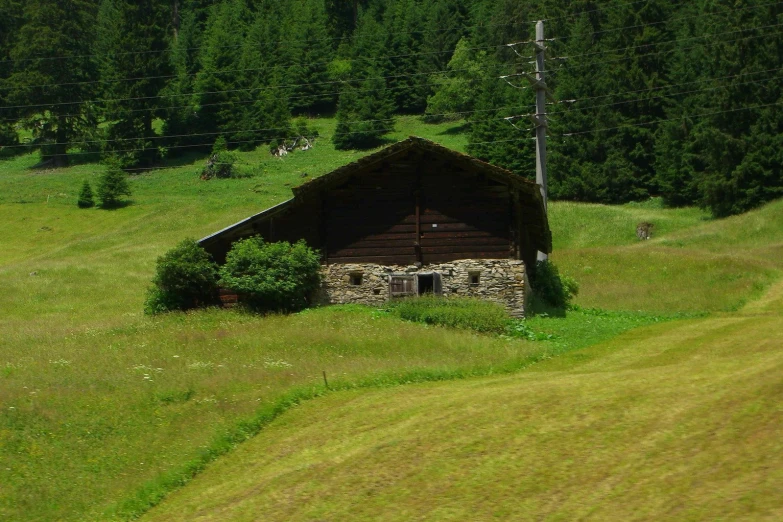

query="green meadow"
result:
[142,284,783,521]
[1,117,782,521]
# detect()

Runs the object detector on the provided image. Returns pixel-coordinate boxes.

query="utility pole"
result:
[503,20,552,261]
[533,20,548,262]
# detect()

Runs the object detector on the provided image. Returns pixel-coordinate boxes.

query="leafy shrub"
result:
[144,239,220,315]
[218,237,321,313]
[529,260,579,309]
[77,180,95,208]
[97,164,132,208]
[201,136,237,180]
[390,296,510,333]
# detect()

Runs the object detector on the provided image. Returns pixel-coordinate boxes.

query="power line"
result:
[5,114,526,159]
[23,134,541,175]
[0,74,504,124]
[559,100,783,137]
[4,105,536,151]
[535,29,783,76]
[548,74,782,116]
[548,21,783,62]
[0,0,654,65]
[0,44,506,92]
[0,63,515,111]
[11,25,773,121]
[18,68,778,153]
[13,20,775,114]
[548,0,780,43]
[548,66,783,107]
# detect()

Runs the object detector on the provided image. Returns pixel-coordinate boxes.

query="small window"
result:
[350,273,363,286]
[469,272,481,285]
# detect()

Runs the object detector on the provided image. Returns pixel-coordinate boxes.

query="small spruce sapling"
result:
[77,180,95,208]
[97,164,132,208]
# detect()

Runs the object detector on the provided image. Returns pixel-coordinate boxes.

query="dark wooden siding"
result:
[418,166,511,264]
[323,153,513,265]
[324,164,417,265]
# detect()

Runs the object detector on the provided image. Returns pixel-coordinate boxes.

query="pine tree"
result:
[0,0,22,149]
[547,1,677,203]
[95,0,172,168]
[664,0,783,216]
[325,0,367,37]
[331,6,397,150]
[467,66,535,177]
[281,0,335,113]
[77,180,95,208]
[191,0,248,141]
[6,0,99,166]
[548,11,616,202]
[382,0,426,113]
[415,0,469,107]
[162,6,203,150]
[332,67,395,150]
[424,37,487,122]
[228,4,291,149]
[97,165,132,208]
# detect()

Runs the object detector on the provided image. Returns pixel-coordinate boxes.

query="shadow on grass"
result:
[337,135,398,152]
[99,200,133,210]
[527,297,567,318]
[156,150,209,170]
[437,122,471,136]
[0,145,33,161]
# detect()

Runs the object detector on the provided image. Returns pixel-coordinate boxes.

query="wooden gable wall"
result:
[324,149,515,265]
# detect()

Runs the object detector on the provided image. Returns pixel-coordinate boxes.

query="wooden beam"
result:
[320,193,328,264]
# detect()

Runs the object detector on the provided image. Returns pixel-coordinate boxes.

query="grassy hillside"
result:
[551,198,783,312]
[141,282,783,521]
[1,115,782,520]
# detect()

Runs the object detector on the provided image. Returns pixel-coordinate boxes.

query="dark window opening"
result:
[469,272,481,285]
[350,273,363,286]
[373,287,382,295]
[418,274,434,295]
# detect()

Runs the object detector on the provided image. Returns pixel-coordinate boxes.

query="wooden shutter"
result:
[389,276,416,297]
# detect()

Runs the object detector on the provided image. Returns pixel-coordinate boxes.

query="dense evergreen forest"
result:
[0,0,781,217]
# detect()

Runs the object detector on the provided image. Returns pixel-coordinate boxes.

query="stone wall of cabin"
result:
[318,259,529,318]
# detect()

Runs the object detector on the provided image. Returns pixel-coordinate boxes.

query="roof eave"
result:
[198,198,294,246]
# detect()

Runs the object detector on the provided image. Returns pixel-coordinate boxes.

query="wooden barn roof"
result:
[199,136,551,253]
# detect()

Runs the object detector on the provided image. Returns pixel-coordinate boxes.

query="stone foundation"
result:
[318,259,529,318]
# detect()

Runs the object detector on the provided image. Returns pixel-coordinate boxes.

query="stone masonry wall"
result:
[318,259,529,318]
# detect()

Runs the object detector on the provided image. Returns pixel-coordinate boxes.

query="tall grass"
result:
[389,296,510,333]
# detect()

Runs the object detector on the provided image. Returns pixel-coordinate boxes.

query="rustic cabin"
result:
[199,137,551,317]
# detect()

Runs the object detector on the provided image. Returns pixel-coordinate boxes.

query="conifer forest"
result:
[0,0,781,217]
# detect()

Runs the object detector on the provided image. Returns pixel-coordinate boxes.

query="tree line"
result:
[0,0,780,217]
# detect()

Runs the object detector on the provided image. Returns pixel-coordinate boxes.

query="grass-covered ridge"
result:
[1,115,782,521]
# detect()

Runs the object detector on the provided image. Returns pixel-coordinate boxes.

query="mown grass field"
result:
[141,283,783,521]
[1,116,782,520]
